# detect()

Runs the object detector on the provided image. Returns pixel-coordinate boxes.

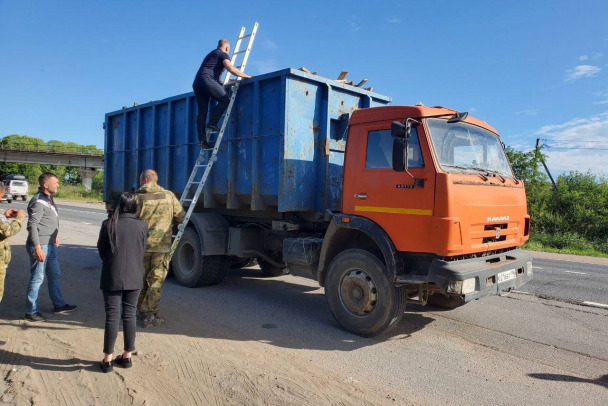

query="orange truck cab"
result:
[317,105,533,336]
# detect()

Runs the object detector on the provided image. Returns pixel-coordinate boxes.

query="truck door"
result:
[343,123,436,253]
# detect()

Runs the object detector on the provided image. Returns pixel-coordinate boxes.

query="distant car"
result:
[3,174,28,201]
[0,190,13,203]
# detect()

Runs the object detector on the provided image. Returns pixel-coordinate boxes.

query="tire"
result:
[172,227,228,287]
[324,249,407,337]
[21,196,27,201]
[427,293,465,309]
[258,259,289,277]
[7,199,12,203]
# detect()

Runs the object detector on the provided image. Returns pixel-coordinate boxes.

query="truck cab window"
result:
[365,128,424,169]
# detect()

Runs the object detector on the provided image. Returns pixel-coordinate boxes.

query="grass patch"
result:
[29,185,103,202]
[524,232,608,258]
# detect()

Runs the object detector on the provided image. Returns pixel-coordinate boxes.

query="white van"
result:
[3,174,29,201]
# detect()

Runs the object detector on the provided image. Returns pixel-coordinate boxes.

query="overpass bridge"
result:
[0,145,103,190]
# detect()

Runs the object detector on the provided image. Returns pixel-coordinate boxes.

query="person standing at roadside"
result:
[193,38,252,149]
[0,183,25,303]
[24,172,77,321]
[97,192,148,373]
[135,169,185,327]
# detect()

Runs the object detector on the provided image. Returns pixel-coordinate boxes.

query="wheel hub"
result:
[339,269,378,315]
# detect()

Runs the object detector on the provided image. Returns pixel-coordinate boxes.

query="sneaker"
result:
[25,312,46,322]
[206,124,220,133]
[100,360,113,373]
[151,315,165,326]
[54,304,78,314]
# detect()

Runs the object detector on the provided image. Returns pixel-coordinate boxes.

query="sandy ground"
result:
[0,221,415,406]
[1,202,607,405]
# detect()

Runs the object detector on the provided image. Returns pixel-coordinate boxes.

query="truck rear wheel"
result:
[324,249,407,337]
[21,196,27,201]
[172,227,227,287]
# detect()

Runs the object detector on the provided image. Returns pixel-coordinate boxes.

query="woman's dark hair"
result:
[107,192,138,253]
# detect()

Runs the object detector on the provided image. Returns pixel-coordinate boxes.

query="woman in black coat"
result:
[97,192,148,373]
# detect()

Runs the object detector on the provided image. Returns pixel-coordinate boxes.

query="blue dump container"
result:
[104,68,391,219]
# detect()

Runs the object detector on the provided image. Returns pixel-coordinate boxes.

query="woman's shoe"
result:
[115,355,132,369]
[100,360,113,373]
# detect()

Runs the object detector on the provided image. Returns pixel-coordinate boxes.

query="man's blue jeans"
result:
[25,243,66,314]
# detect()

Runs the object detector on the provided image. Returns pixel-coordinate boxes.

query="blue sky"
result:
[1,0,607,174]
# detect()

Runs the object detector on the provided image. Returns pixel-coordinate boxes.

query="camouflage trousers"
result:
[0,267,6,303]
[138,252,171,316]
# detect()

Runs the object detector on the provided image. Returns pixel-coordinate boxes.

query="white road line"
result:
[80,222,93,225]
[582,301,608,309]
[532,266,543,269]
[564,270,587,275]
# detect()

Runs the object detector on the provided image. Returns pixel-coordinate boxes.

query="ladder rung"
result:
[238,34,252,39]
[233,50,246,55]
[182,199,193,202]
[194,164,208,168]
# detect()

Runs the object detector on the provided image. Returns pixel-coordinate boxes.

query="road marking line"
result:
[582,301,608,309]
[510,290,534,296]
[532,266,543,269]
[564,270,587,275]
[80,222,93,225]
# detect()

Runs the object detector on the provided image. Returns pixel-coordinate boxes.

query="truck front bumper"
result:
[418,249,533,302]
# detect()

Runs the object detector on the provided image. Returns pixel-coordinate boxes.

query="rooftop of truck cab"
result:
[350,105,499,135]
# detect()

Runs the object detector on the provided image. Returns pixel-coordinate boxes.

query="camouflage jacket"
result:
[0,209,24,268]
[135,182,186,253]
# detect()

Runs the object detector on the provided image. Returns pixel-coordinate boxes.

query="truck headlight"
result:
[447,278,475,295]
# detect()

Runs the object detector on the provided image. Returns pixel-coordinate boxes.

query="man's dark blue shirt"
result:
[193,49,230,84]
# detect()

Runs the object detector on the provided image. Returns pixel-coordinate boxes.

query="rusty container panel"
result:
[104,68,391,218]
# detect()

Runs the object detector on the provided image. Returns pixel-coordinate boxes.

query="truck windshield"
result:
[426,118,513,178]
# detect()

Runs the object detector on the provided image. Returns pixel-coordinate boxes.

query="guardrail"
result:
[0,144,103,156]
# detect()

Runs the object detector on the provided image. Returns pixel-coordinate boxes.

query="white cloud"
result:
[565,65,601,82]
[593,90,608,105]
[386,17,401,24]
[578,52,602,61]
[579,55,589,61]
[515,109,538,116]
[535,112,608,174]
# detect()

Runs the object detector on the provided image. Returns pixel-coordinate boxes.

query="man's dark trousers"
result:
[193,77,230,142]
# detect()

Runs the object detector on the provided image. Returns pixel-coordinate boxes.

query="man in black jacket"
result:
[193,38,252,149]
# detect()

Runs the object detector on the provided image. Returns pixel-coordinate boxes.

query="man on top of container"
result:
[135,169,185,327]
[193,38,252,149]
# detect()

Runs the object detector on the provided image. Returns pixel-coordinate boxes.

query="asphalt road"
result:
[6,199,107,226]
[518,257,608,307]
[8,200,607,309]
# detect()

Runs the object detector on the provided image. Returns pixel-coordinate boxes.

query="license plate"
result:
[497,269,516,283]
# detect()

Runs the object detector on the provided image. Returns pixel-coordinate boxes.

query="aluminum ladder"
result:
[170,22,258,256]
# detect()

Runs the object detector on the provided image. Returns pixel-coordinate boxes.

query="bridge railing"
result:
[0,143,103,156]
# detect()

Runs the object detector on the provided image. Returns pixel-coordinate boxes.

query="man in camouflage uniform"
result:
[135,169,185,327]
[0,182,25,303]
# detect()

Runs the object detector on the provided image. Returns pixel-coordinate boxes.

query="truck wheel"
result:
[7,199,12,203]
[325,249,407,337]
[258,259,289,277]
[427,293,465,309]
[21,196,27,201]
[172,227,227,287]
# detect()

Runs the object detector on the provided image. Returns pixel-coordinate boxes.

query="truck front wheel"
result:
[324,249,407,337]
[172,227,227,287]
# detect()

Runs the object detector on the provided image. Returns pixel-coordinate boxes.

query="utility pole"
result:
[536,138,556,187]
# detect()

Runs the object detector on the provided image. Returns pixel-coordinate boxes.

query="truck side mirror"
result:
[391,121,406,138]
[392,138,406,172]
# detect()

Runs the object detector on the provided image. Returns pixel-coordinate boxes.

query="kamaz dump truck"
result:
[104,68,532,336]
